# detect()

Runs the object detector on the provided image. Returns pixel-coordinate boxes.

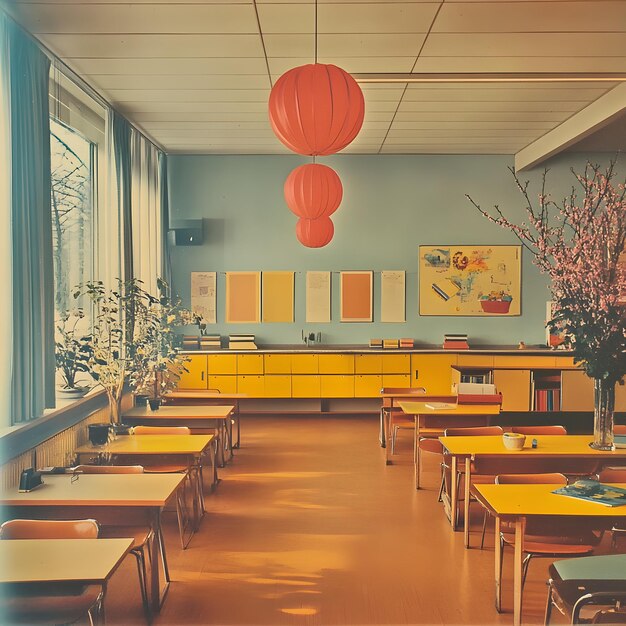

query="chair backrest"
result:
[0,518,99,539]
[133,426,191,435]
[74,464,144,474]
[381,387,426,396]
[511,425,567,435]
[495,472,567,485]
[598,467,626,482]
[614,425,626,435]
[418,438,444,454]
[444,425,504,437]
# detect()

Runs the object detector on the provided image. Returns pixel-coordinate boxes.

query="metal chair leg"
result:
[544,581,554,626]
[391,425,399,455]
[131,548,152,624]
[480,510,489,549]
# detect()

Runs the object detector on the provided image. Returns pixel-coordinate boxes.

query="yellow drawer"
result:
[381,354,411,374]
[176,355,208,389]
[291,354,319,374]
[207,354,237,375]
[208,375,237,394]
[494,355,554,368]
[355,354,383,374]
[354,375,383,398]
[411,354,457,395]
[318,354,354,374]
[554,356,576,368]
[382,374,411,388]
[457,354,494,367]
[237,375,264,396]
[291,375,320,397]
[238,354,264,374]
[264,375,291,398]
[320,375,354,398]
[264,354,291,374]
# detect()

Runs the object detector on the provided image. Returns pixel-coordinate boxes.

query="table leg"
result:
[464,457,471,548]
[450,455,458,530]
[494,515,502,612]
[150,509,170,613]
[234,401,241,449]
[226,416,234,461]
[385,409,392,465]
[415,416,421,489]
[379,406,386,448]
[513,516,526,626]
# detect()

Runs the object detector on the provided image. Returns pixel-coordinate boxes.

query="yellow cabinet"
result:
[291,375,320,397]
[321,375,354,398]
[457,354,494,368]
[354,375,382,398]
[238,354,264,374]
[381,354,410,374]
[494,355,554,368]
[493,369,531,411]
[554,356,576,368]
[382,374,411,388]
[264,375,291,398]
[411,354,457,395]
[237,375,264,396]
[318,354,354,374]
[291,354,319,374]
[207,354,237,375]
[208,375,237,394]
[264,354,291,374]
[561,370,594,412]
[177,355,208,389]
[355,354,383,374]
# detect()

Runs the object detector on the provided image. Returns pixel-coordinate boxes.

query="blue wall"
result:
[167,153,611,347]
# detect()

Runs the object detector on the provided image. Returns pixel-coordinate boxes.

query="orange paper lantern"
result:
[296,217,334,248]
[269,63,365,156]
[284,163,343,219]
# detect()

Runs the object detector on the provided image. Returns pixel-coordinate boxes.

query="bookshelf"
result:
[531,370,561,411]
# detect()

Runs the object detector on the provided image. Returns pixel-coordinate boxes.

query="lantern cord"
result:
[314,0,318,64]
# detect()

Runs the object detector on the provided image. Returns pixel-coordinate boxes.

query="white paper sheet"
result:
[381,271,405,322]
[191,271,217,324]
[306,271,331,323]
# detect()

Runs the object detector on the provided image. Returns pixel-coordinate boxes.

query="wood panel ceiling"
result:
[6,0,626,155]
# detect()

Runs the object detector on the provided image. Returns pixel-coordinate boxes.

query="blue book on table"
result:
[553,480,626,507]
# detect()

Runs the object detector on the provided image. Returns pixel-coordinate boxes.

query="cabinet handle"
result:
[201,371,205,381]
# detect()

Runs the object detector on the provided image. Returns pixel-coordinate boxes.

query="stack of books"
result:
[199,334,221,349]
[443,333,469,350]
[369,338,383,349]
[228,334,257,350]
[383,339,399,349]
[399,338,414,348]
[182,335,199,350]
[534,388,561,411]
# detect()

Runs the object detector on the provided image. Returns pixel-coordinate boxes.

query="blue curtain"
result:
[159,152,172,288]
[5,16,55,422]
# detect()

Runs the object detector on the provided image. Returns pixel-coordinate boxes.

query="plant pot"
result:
[88,423,111,447]
[57,386,89,399]
[134,394,149,407]
[148,398,162,411]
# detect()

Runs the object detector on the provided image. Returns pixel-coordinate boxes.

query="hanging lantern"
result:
[296,217,334,248]
[284,163,343,220]
[269,63,365,156]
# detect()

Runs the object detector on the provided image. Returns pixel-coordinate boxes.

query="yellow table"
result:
[398,400,500,491]
[473,483,626,626]
[0,473,184,613]
[441,435,626,545]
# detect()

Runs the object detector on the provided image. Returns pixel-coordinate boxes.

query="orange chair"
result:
[417,438,446,501]
[597,467,626,549]
[511,425,568,435]
[75,465,153,623]
[0,519,104,626]
[380,387,426,454]
[495,473,600,614]
[613,425,626,435]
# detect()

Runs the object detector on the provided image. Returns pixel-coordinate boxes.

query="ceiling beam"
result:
[352,73,626,84]
[515,82,626,171]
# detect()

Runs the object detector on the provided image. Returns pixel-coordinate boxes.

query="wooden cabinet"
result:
[238,354,263,374]
[237,375,264,396]
[494,355,554,368]
[292,375,320,398]
[493,369,531,412]
[457,354,494,368]
[381,354,410,374]
[208,354,237,375]
[320,375,354,398]
[177,355,208,389]
[264,375,291,398]
[355,354,383,374]
[318,354,354,374]
[264,354,291,374]
[208,375,237,394]
[354,375,382,398]
[561,370,595,412]
[411,354,457,394]
[291,354,318,374]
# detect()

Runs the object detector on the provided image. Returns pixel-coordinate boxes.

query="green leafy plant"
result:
[55,309,91,390]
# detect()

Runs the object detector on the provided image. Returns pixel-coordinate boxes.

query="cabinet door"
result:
[237,375,264,396]
[554,356,576,367]
[318,354,354,374]
[320,375,354,398]
[208,375,237,394]
[238,354,264,374]
[616,381,626,412]
[176,355,208,389]
[264,375,291,398]
[355,354,383,374]
[382,374,411,388]
[354,375,383,398]
[493,369,531,411]
[291,375,320,397]
[561,370,594,411]
[411,354,457,395]
[457,355,494,368]
[291,354,319,374]
[264,354,291,374]
[208,354,237,375]
[381,354,410,374]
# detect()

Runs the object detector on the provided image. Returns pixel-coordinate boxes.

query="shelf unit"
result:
[531,370,561,411]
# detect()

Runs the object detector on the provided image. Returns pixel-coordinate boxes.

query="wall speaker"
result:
[168,219,204,246]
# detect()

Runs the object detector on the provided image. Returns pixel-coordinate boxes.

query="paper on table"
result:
[306,271,331,323]
[191,271,216,324]
[381,271,405,323]
[425,402,456,410]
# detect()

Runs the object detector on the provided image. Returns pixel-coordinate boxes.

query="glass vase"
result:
[108,394,121,426]
[590,377,616,451]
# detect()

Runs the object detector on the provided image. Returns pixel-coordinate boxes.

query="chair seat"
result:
[143,464,188,474]
[502,533,595,555]
[99,525,151,550]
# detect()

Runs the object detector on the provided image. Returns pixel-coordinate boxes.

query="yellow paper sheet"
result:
[262,271,294,323]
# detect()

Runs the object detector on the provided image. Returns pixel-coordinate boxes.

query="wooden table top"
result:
[474,483,626,518]
[398,401,501,416]
[166,391,246,399]
[441,434,626,457]
[0,473,185,507]
[124,405,234,419]
[75,433,215,456]
[0,538,133,584]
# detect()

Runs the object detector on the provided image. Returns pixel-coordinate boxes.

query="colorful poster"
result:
[419,245,521,316]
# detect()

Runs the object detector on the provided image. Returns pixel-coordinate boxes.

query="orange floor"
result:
[103,415,587,626]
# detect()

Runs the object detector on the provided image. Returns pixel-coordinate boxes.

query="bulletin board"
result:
[225,271,260,323]
[340,271,373,322]
[262,271,294,323]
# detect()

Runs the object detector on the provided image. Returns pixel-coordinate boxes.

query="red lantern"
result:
[269,63,365,156]
[284,163,343,220]
[296,217,334,248]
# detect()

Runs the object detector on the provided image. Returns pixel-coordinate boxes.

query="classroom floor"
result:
[104,415,578,626]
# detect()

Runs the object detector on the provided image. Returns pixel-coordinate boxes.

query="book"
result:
[383,339,399,349]
[443,340,469,350]
[553,480,626,507]
[455,382,496,395]
[614,435,626,449]
[425,402,456,410]
[399,338,414,348]
[369,338,383,348]
[228,341,257,350]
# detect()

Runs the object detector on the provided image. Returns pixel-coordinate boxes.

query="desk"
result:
[398,401,500,491]
[0,473,183,613]
[474,483,626,626]
[441,435,626,545]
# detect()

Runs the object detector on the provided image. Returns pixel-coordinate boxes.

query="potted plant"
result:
[55,309,92,397]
